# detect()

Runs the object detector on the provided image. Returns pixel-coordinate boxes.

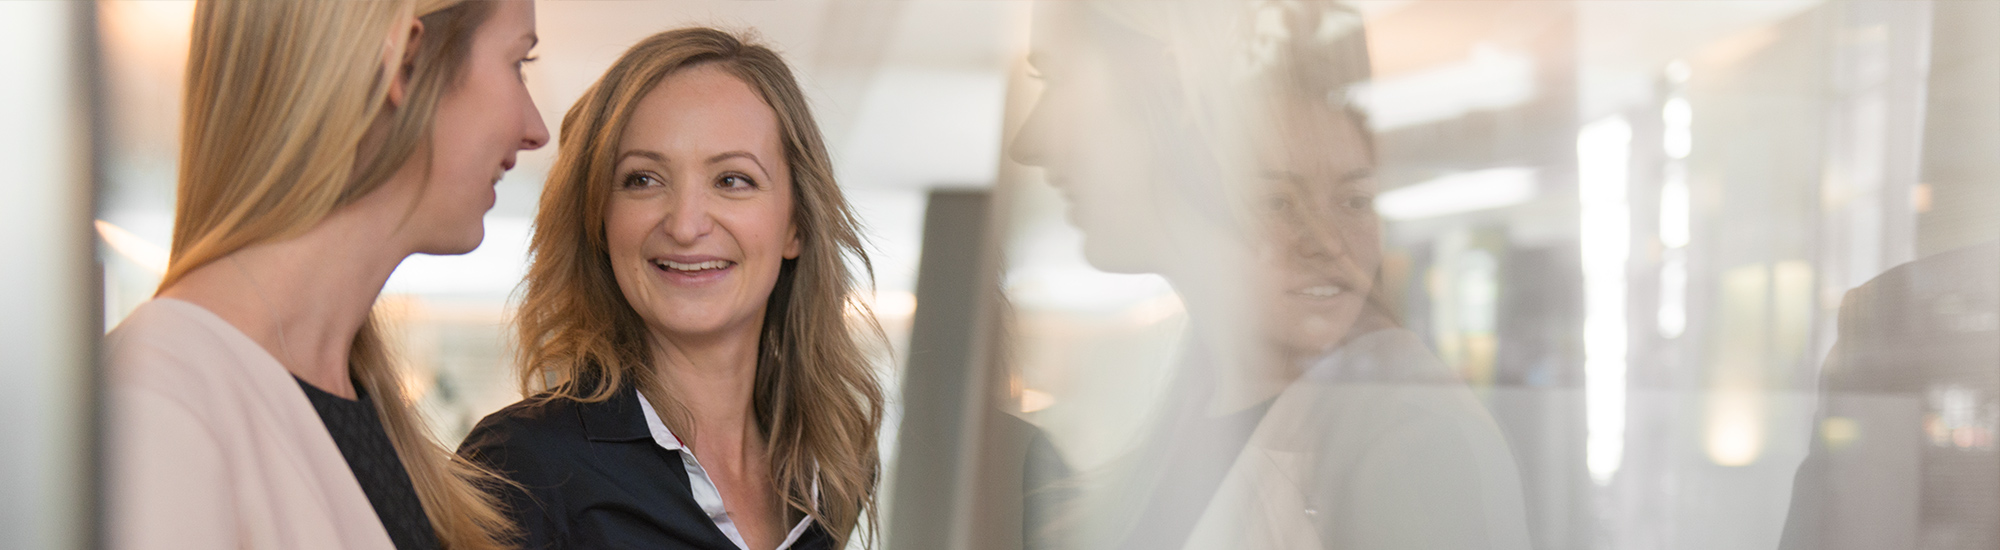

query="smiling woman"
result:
[458,27,884,550]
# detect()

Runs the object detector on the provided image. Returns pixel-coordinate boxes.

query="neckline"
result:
[294,374,369,405]
[147,297,292,373]
[635,389,819,550]
[150,297,365,401]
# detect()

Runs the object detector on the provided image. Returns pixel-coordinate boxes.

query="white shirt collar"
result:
[637,390,816,550]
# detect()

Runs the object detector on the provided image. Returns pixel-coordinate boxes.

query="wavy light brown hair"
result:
[163,1,519,548]
[514,27,886,546]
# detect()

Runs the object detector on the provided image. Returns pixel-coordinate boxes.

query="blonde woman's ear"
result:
[384,18,426,108]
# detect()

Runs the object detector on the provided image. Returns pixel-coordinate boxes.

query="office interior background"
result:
[3,1,1998,549]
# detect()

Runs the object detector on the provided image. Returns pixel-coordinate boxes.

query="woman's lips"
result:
[649,257,735,284]
[1287,284,1347,299]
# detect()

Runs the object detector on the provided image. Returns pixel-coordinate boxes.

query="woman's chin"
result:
[1272,304,1365,357]
[414,230,485,257]
[636,306,752,343]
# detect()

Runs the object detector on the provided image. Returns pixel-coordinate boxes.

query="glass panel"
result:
[989,1,2000,549]
[88,1,2000,548]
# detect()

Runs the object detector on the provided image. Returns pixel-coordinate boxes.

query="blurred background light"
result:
[93,219,167,276]
[1577,115,1633,485]
[1349,44,1535,131]
[1375,167,1538,221]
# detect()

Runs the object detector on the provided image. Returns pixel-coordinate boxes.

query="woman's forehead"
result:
[617,67,783,164]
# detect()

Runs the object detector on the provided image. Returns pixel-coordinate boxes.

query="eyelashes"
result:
[620,172,659,189]
[616,171,761,190]
[515,55,539,81]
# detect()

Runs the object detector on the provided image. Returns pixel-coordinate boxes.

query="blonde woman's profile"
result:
[103,1,547,549]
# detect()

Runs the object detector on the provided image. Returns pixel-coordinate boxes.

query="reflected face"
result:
[411,0,549,255]
[1011,4,1181,274]
[1255,102,1382,356]
[1011,3,1382,356]
[604,64,800,343]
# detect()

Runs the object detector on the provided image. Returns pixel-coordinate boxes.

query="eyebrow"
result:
[618,150,665,164]
[1261,167,1374,185]
[706,151,768,175]
[615,150,770,176]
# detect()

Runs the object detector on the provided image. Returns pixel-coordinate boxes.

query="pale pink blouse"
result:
[105,298,397,550]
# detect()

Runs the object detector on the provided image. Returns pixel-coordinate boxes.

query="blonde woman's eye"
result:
[718,174,756,189]
[1342,195,1375,211]
[516,55,538,79]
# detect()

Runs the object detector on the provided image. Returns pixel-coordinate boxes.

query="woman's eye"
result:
[718,174,755,189]
[620,172,658,189]
[1342,195,1375,212]
[515,55,538,80]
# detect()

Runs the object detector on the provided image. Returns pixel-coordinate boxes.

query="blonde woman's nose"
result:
[521,101,550,150]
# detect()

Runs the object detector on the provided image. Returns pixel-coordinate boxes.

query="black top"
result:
[458,383,837,550]
[296,377,441,550]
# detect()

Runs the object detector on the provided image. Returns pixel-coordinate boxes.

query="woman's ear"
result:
[384,18,426,108]
[784,224,802,260]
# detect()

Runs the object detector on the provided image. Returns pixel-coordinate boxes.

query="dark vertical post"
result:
[890,189,995,550]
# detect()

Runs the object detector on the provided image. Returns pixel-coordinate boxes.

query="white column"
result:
[0,2,99,549]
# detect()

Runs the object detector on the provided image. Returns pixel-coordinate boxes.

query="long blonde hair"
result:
[163,1,517,548]
[514,27,886,547]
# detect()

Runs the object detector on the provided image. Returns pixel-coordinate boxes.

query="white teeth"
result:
[1291,285,1344,298]
[654,259,732,271]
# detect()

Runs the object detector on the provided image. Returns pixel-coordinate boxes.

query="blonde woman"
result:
[459,28,884,550]
[104,1,547,549]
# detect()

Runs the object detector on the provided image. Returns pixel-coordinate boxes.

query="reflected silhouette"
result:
[1782,242,2000,550]
[1009,2,1530,548]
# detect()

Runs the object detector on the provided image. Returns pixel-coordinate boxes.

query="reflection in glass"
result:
[1006,2,1529,548]
[982,1,2000,550]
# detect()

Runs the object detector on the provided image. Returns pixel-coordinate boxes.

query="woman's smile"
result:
[1286,284,1346,299]
[648,254,737,285]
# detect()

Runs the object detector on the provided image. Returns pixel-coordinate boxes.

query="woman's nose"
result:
[662,187,714,244]
[1285,211,1350,261]
[1008,103,1053,167]
[521,107,551,151]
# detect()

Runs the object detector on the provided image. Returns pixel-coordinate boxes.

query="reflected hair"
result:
[515,27,885,547]
[162,1,519,548]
